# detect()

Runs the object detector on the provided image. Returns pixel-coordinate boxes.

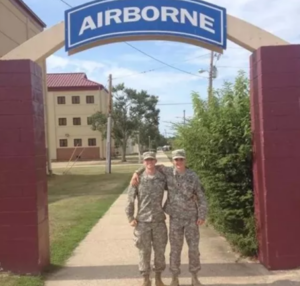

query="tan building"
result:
[0,0,51,167]
[0,0,46,57]
[47,73,109,161]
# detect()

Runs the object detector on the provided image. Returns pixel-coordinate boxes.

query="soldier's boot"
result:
[155,272,166,286]
[169,275,179,286]
[142,274,151,286]
[191,273,202,286]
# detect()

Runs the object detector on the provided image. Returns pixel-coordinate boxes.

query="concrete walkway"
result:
[46,152,300,286]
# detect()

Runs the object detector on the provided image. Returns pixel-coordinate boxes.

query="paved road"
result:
[46,152,300,286]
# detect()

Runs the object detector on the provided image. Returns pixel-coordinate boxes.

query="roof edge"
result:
[14,0,46,28]
[47,73,106,90]
[48,86,104,92]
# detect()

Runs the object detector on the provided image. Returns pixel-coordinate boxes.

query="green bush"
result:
[175,71,257,256]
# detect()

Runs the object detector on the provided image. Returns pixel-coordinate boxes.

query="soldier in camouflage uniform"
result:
[125,151,168,286]
[131,149,208,286]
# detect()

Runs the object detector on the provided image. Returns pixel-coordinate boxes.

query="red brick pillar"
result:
[250,45,300,270]
[0,60,50,274]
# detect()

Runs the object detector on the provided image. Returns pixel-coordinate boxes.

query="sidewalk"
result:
[46,152,300,286]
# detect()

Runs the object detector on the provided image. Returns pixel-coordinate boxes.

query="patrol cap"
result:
[143,151,156,160]
[172,149,186,159]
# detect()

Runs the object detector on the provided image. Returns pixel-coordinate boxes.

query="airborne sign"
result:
[65,0,227,52]
[79,7,216,36]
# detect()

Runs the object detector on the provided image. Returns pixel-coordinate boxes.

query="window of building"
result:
[72,96,80,104]
[58,118,67,126]
[73,117,81,125]
[59,139,68,147]
[87,117,92,125]
[86,95,94,104]
[74,139,82,147]
[88,138,97,146]
[57,96,65,104]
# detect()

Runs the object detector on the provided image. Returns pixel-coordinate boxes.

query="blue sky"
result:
[24,0,300,135]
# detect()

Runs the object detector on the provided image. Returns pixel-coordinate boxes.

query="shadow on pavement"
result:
[47,262,272,280]
[205,282,300,286]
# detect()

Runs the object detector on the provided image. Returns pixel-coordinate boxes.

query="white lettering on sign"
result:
[79,16,97,35]
[199,14,214,33]
[105,9,122,26]
[142,6,160,21]
[124,7,141,22]
[161,7,179,23]
[78,6,216,36]
[180,8,197,26]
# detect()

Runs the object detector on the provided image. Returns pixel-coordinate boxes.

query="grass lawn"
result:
[0,164,139,286]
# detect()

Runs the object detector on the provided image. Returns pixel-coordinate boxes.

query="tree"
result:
[156,134,168,147]
[90,83,160,161]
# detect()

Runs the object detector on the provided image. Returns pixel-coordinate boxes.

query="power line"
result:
[113,53,211,80]
[157,102,193,106]
[124,42,207,79]
[60,0,71,7]
[216,65,248,69]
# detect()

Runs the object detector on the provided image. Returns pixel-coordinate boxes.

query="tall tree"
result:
[90,83,160,161]
[129,90,160,152]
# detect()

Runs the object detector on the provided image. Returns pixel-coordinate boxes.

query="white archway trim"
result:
[227,15,289,51]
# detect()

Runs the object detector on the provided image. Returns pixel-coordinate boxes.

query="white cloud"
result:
[117,53,153,63]
[47,55,105,74]
[46,54,202,100]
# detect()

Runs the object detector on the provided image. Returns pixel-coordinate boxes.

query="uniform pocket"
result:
[133,228,143,249]
[133,223,152,250]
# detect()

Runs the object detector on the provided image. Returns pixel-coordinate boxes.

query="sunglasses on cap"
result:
[173,158,184,161]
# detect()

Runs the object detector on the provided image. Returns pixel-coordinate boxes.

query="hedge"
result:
[174,71,258,256]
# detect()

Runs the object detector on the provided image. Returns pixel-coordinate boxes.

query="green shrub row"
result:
[174,71,257,256]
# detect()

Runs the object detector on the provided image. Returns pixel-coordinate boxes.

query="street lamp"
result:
[198,67,218,79]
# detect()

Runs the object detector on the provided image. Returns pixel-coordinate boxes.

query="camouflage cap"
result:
[143,151,156,160]
[172,149,186,159]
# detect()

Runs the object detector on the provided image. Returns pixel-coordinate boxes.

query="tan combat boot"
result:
[191,273,202,286]
[155,272,166,286]
[142,274,151,286]
[169,275,179,286]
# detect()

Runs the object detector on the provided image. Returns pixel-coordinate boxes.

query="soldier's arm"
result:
[194,176,208,221]
[130,165,173,186]
[135,164,173,176]
[125,185,138,223]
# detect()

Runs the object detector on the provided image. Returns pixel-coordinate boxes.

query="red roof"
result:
[47,73,105,91]
[15,0,46,28]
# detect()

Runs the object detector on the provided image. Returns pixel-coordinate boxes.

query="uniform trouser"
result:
[134,221,168,276]
[169,217,201,275]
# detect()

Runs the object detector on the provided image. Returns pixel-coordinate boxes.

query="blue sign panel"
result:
[65,0,227,52]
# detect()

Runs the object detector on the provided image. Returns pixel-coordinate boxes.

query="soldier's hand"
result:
[130,173,139,186]
[130,219,137,227]
[197,219,205,226]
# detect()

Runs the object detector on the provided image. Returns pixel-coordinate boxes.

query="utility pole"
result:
[136,131,141,163]
[183,109,186,125]
[105,74,112,174]
[208,51,214,101]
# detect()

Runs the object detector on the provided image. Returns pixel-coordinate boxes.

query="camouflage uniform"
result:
[126,152,168,279]
[136,149,208,279]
